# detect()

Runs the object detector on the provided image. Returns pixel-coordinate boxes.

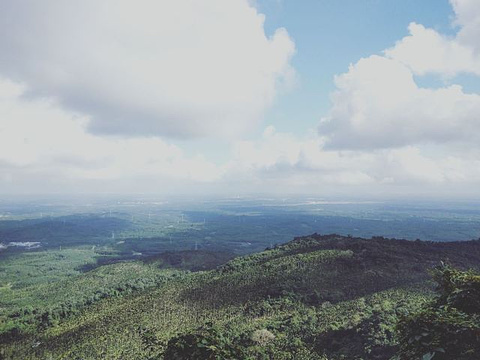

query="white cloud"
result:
[385,23,480,76]
[239,0,480,194]
[224,128,375,191]
[383,0,480,76]
[0,0,295,139]
[2,0,480,197]
[2,77,480,195]
[319,0,480,150]
[0,78,223,193]
[319,55,480,149]
[225,127,480,193]
[451,0,480,51]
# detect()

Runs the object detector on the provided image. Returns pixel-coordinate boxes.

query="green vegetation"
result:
[0,248,187,341]
[397,264,480,360]
[3,198,480,263]
[2,234,480,359]
[0,247,98,290]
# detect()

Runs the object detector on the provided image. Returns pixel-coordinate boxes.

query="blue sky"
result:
[258,0,455,134]
[180,0,458,163]
[0,0,479,197]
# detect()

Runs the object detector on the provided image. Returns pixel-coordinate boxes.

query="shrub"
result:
[251,329,275,346]
[397,264,480,360]
[162,323,245,360]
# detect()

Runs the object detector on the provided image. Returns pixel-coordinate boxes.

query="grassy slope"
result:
[3,234,480,359]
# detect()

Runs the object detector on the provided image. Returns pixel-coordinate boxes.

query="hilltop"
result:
[2,234,480,359]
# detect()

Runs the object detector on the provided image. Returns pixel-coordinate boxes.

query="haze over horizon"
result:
[1,0,480,198]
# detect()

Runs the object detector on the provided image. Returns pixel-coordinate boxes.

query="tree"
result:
[162,323,245,360]
[397,264,480,360]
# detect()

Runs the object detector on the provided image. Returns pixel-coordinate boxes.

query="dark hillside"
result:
[3,234,480,359]
[183,234,480,307]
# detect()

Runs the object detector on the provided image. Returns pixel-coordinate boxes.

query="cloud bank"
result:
[319,0,480,150]
[1,0,480,197]
[223,126,480,195]
[0,0,295,139]
[0,78,223,193]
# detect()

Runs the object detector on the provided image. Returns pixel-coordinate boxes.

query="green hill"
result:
[2,234,480,359]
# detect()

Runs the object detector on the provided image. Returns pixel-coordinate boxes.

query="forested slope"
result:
[2,234,480,359]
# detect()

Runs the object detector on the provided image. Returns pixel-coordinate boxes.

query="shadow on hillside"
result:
[178,235,480,309]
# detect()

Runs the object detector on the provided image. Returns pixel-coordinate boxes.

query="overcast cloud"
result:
[0,0,295,139]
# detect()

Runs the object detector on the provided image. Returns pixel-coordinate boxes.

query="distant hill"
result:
[3,234,480,359]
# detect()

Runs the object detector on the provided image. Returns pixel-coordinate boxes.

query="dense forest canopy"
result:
[2,233,480,359]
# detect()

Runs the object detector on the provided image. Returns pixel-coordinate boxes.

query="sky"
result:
[0,0,480,198]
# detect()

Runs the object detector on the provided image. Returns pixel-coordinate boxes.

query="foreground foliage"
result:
[397,264,480,360]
